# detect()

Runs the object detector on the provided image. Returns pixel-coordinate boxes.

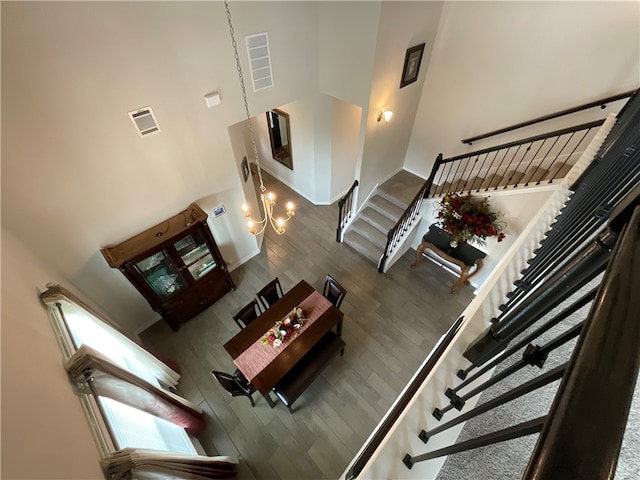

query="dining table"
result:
[223,280,344,405]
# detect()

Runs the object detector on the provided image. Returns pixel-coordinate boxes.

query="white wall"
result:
[318,1,381,108]
[1,227,105,479]
[358,1,444,206]
[404,1,640,178]
[1,2,322,334]
[331,98,363,201]
[255,97,319,203]
[314,95,334,205]
[251,93,364,206]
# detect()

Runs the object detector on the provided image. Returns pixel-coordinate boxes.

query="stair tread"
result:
[377,170,425,207]
[547,162,572,180]
[368,195,405,220]
[376,189,409,210]
[349,219,387,248]
[360,207,397,232]
[343,230,381,263]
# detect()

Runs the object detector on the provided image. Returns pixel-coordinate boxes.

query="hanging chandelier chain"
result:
[225,1,294,236]
[224,0,266,192]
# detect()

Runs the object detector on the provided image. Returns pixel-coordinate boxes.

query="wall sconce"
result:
[377,110,393,125]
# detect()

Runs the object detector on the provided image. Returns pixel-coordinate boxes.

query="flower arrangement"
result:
[261,307,306,348]
[436,193,505,246]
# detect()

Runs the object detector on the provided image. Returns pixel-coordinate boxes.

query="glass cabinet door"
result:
[173,231,217,280]
[132,250,188,299]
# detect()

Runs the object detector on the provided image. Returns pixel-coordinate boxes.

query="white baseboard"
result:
[259,165,321,205]
[228,248,261,272]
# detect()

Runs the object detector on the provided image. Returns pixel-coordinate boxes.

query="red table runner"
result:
[233,291,332,382]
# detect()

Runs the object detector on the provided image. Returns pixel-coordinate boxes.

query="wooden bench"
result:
[272,331,345,413]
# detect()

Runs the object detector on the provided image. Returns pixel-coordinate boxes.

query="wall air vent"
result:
[128,106,160,137]
[245,32,273,92]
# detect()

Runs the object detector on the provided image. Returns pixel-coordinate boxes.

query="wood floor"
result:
[140,170,474,480]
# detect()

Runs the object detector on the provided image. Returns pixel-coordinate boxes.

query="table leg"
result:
[451,266,471,294]
[336,318,343,337]
[466,259,484,284]
[411,241,427,268]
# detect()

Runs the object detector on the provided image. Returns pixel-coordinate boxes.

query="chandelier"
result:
[225,1,295,236]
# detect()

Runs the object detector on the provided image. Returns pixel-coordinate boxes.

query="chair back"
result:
[212,370,244,396]
[233,369,255,394]
[257,277,283,310]
[212,370,256,406]
[232,299,261,329]
[323,274,347,309]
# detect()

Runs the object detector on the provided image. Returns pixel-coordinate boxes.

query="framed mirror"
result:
[266,109,292,170]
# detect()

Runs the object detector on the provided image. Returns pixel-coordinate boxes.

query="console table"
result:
[411,224,486,293]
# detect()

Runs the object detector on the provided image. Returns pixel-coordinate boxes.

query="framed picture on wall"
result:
[400,43,426,88]
[241,156,250,182]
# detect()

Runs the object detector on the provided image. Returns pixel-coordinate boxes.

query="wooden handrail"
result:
[448,120,605,163]
[378,155,442,272]
[344,315,465,480]
[337,179,359,242]
[378,177,431,272]
[461,89,636,145]
[338,179,359,209]
[523,205,640,479]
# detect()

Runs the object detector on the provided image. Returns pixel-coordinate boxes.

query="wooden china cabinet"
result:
[101,203,235,331]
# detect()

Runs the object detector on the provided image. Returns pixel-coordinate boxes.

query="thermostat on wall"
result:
[213,205,226,217]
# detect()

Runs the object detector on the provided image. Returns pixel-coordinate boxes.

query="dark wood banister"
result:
[338,179,359,210]
[378,177,432,272]
[461,89,636,145]
[378,155,442,272]
[449,119,605,163]
[344,315,465,480]
[336,179,359,242]
[523,201,640,479]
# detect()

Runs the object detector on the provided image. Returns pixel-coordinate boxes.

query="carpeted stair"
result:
[435,275,640,480]
[343,170,424,264]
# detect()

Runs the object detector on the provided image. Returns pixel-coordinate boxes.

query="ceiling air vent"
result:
[245,32,273,92]
[128,106,160,137]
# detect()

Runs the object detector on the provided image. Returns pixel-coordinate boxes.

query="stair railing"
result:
[378,113,607,273]
[377,157,441,272]
[430,120,606,198]
[336,179,359,242]
[522,208,640,479]
[461,88,636,145]
[402,199,639,478]
[367,101,619,273]
[400,93,640,476]
[344,91,639,480]
[462,90,640,369]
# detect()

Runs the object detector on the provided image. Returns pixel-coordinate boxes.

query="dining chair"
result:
[256,277,283,311]
[323,274,347,309]
[232,299,261,330]
[211,370,256,407]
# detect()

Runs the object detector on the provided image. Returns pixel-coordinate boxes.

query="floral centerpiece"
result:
[436,193,506,247]
[261,307,306,348]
